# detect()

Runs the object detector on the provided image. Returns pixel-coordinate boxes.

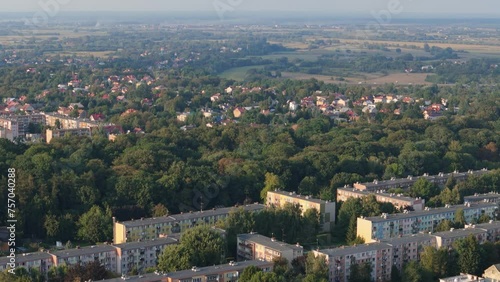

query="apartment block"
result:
[51,244,119,273]
[46,128,92,143]
[266,191,335,232]
[113,204,265,244]
[44,112,99,129]
[114,237,178,275]
[313,243,393,282]
[236,233,303,263]
[433,227,488,248]
[337,187,425,211]
[466,221,500,242]
[465,192,500,204]
[352,169,490,191]
[382,233,436,271]
[163,260,274,282]
[357,202,498,242]
[0,252,54,274]
[0,113,45,140]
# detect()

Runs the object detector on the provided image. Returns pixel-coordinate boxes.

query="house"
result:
[69,103,84,110]
[225,87,233,94]
[424,110,445,121]
[141,98,153,107]
[176,112,191,122]
[121,109,138,117]
[233,107,246,118]
[289,101,298,111]
[210,93,221,102]
[374,95,387,104]
[90,113,105,122]
[19,104,34,112]
[483,264,500,282]
[362,104,378,114]
[316,96,328,106]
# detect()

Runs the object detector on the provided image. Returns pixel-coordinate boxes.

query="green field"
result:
[219,65,267,81]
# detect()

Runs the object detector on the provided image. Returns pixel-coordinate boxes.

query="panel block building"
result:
[266,191,335,232]
[236,233,303,263]
[357,202,498,242]
[337,187,425,211]
[113,204,265,244]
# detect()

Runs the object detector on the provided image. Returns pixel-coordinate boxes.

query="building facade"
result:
[352,169,491,191]
[0,252,55,275]
[314,243,394,282]
[337,187,425,211]
[114,237,178,275]
[357,203,498,242]
[163,260,274,282]
[51,244,119,273]
[266,191,335,232]
[46,128,92,143]
[465,192,500,204]
[236,233,303,263]
[113,204,265,244]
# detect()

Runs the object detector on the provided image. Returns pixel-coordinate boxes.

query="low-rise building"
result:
[266,191,335,232]
[337,187,425,211]
[357,203,498,242]
[236,233,303,263]
[113,204,265,244]
[163,260,274,282]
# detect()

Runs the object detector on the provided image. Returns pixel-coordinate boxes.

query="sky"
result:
[2,0,500,16]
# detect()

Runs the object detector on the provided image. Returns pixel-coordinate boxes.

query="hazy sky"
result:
[3,0,500,15]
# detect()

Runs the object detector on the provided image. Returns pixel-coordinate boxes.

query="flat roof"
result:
[119,204,265,228]
[353,169,490,189]
[52,244,116,259]
[115,237,178,250]
[360,202,498,223]
[464,193,500,201]
[164,260,273,280]
[237,233,303,252]
[268,190,328,204]
[337,188,418,202]
[466,221,500,230]
[0,252,53,265]
[382,233,435,245]
[432,228,486,239]
[317,243,392,257]
[99,273,164,282]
